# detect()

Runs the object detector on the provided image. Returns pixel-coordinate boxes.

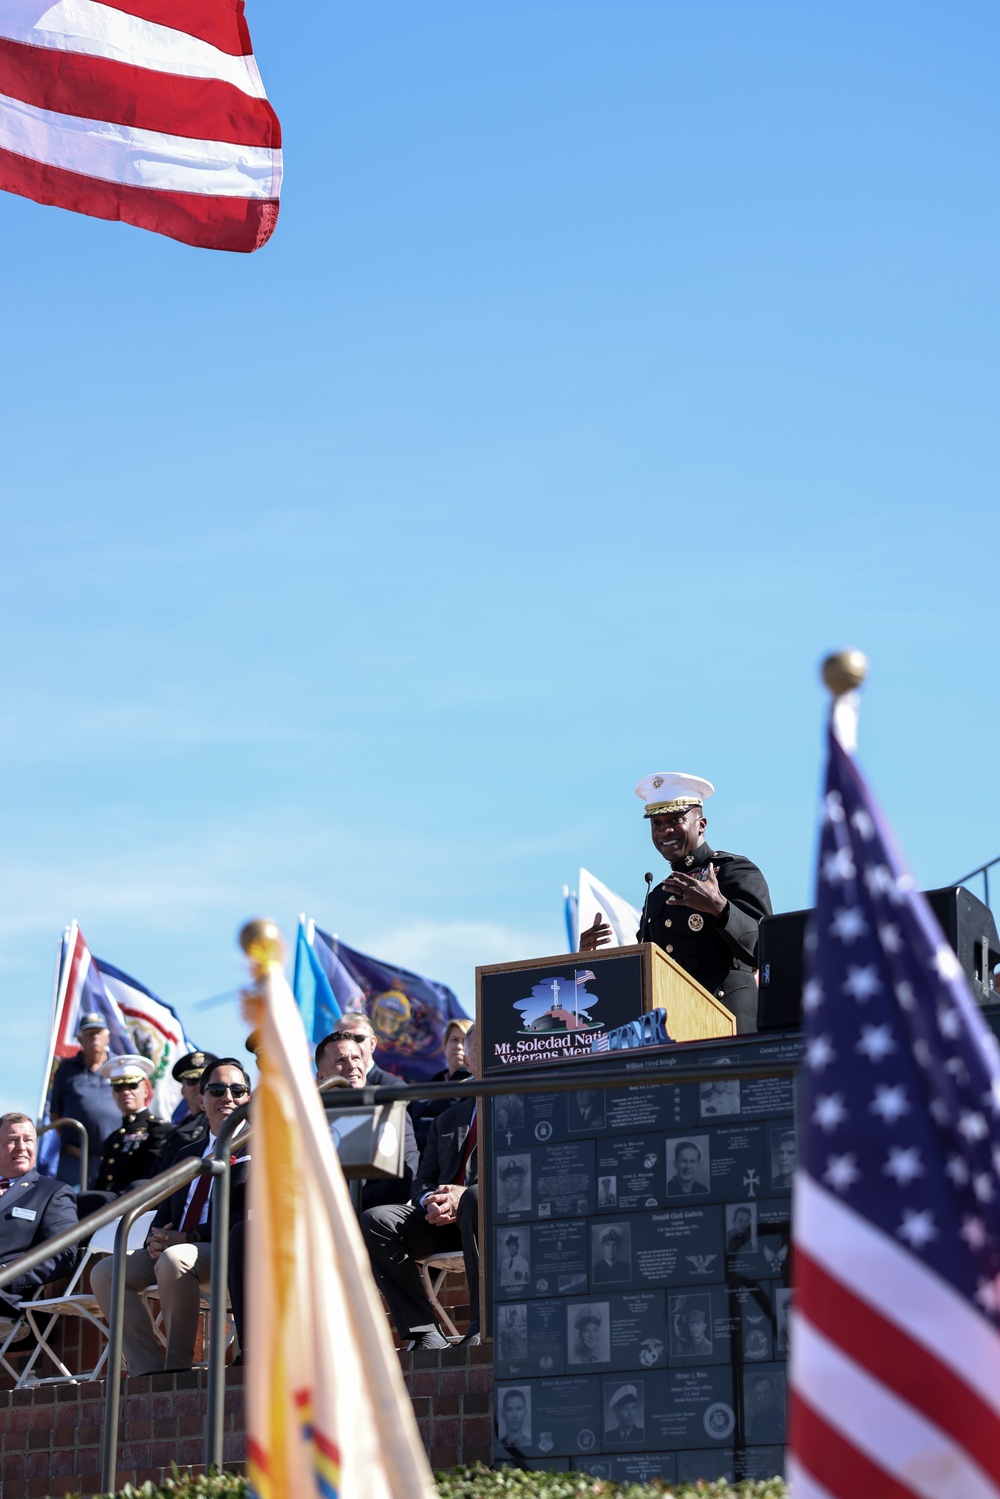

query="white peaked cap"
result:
[634,771,715,818]
[100,1053,155,1082]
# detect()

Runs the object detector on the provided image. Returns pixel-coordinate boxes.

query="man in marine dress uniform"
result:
[158,1051,216,1173]
[90,1055,170,1196]
[580,772,772,1033]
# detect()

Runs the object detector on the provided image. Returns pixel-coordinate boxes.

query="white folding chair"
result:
[18,1210,156,1386]
[0,1286,46,1384]
[416,1252,467,1340]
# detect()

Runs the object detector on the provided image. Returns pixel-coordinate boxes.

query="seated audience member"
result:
[0,1113,78,1317]
[91,1058,251,1375]
[315,1036,419,1212]
[85,1056,170,1202]
[158,1051,216,1172]
[328,1013,394,1085]
[409,1018,473,1154]
[361,1027,479,1350]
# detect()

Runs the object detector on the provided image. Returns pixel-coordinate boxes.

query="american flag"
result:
[0,0,281,251]
[789,724,1000,1499]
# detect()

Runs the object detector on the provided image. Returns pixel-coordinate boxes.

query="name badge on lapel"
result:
[11,1206,36,1221]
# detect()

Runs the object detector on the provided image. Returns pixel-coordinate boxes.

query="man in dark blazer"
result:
[361,1027,479,1350]
[0,1113,78,1310]
[580,772,772,1034]
[91,1057,250,1374]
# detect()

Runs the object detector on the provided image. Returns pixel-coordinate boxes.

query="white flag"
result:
[245,948,436,1499]
[576,867,641,949]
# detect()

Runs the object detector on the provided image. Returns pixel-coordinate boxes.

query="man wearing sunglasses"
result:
[328,1013,395,1086]
[91,1057,251,1374]
[89,1055,170,1198]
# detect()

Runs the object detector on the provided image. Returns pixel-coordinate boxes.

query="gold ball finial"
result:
[238,917,286,972]
[821,649,868,698]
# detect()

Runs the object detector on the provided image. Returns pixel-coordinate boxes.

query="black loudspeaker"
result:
[756,886,1000,1032]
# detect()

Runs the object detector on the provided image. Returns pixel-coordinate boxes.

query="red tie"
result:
[180,1171,211,1232]
[455,1109,477,1185]
[0,1179,11,1196]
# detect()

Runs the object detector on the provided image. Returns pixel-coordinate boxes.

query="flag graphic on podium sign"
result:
[788,719,1000,1499]
[244,945,436,1499]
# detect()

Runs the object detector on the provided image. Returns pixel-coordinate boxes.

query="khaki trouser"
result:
[91,1241,212,1375]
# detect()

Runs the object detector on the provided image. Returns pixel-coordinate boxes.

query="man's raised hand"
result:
[579,911,613,952]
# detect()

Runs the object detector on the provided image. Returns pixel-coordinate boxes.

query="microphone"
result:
[637,872,655,944]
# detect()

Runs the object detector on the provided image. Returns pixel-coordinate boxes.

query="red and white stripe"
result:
[51,925,92,1059]
[0,0,281,251]
[789,1172,1000,1499]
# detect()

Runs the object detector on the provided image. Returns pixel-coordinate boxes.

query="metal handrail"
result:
[36,1117,89,1193]
[206,1105,251,1472]
[953,855,1000,911]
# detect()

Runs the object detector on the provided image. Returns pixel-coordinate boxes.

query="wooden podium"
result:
[477,941,734,1074]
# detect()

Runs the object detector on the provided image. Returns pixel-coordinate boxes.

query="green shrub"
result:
[83,1466,787,1499]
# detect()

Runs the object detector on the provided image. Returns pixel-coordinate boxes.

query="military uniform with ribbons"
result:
[95,1109,171,1194]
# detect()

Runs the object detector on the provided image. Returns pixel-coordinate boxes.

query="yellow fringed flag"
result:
[242,928,438,1499]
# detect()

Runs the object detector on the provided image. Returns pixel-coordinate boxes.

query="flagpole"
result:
[821,648,868,752]
[36,925,72,1123]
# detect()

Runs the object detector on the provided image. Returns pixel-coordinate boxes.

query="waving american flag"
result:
[0,0,281,250]
[789,723,1000,1498]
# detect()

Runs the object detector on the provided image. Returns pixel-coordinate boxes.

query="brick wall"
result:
[0,1345,494,1498]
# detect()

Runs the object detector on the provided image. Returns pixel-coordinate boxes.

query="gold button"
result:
[666,944,674,953]
[664,920,672,929]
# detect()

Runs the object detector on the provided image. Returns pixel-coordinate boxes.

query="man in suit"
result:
[92,1057,251,1375]
[0,1113,78,1312]
[361,1027,479,1351]
[316,1036,418,1212]
[326,1014,396,1087]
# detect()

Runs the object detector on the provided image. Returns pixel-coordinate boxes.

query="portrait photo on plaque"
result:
[769,1126,796,1192]
[598,1175,618,1206]
[598,1134,664,1211]
[496,1303,529,1363]
[742,1365,787,1445]
[668,1292,713,1360]
[567,1087,606,1133]
[699,1079,741,1118]
[591,1221,633,1285]
[496,1153,532,1217]
[775,1287,794,1355]
[665,1135,711,1197]
[603,1379,646,1446]
[567,1302,611,1366]
[496,1384,532,1448]
[496,1228,531,1294]
[725,1202,758,1255]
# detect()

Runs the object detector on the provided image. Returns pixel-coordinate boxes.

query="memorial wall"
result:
[483,1035,800,1484]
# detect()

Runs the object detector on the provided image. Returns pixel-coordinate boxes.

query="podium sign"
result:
[478,944,735,1075]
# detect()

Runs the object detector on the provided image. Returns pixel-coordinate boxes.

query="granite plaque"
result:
[706,1123,768,1202]
[495,1300,565,1379]
[577,1453,679,1483]
[535,1139,595,1219]
[667,1286,736,1367]
[596,1134,664,1212]
[648,1367,736,1450]
[495,1376,602,1459]
[493,1092,565,1149]
[677,1448,735,1483]
[631,1206,725,1287]
[737,1446,785,1481]
[566,1289,667,1373]
[530,1218,589,1298]
[607,1084,698,1133]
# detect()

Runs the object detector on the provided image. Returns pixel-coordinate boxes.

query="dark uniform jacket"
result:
[95,1109,170,1194]
[411,1096,477,1204]
[148,1131,250,1246]
[0,1171,79,1292]
[642,840,772,1034]
[158,1111,209,1173]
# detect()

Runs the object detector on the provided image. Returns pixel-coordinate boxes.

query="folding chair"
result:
[140,1279,235,1367]
[0,1286,46,1384]
[17,1210,156,1386]
[416,1252,467,1340]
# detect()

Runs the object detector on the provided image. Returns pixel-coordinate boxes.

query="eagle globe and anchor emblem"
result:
[513,971,603,1037]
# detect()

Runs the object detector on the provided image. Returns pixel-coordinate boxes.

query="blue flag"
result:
[299,922,469,1082]
[292,918,342,1045]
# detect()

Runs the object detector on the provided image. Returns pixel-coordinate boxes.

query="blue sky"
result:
[2,2,998,1113]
